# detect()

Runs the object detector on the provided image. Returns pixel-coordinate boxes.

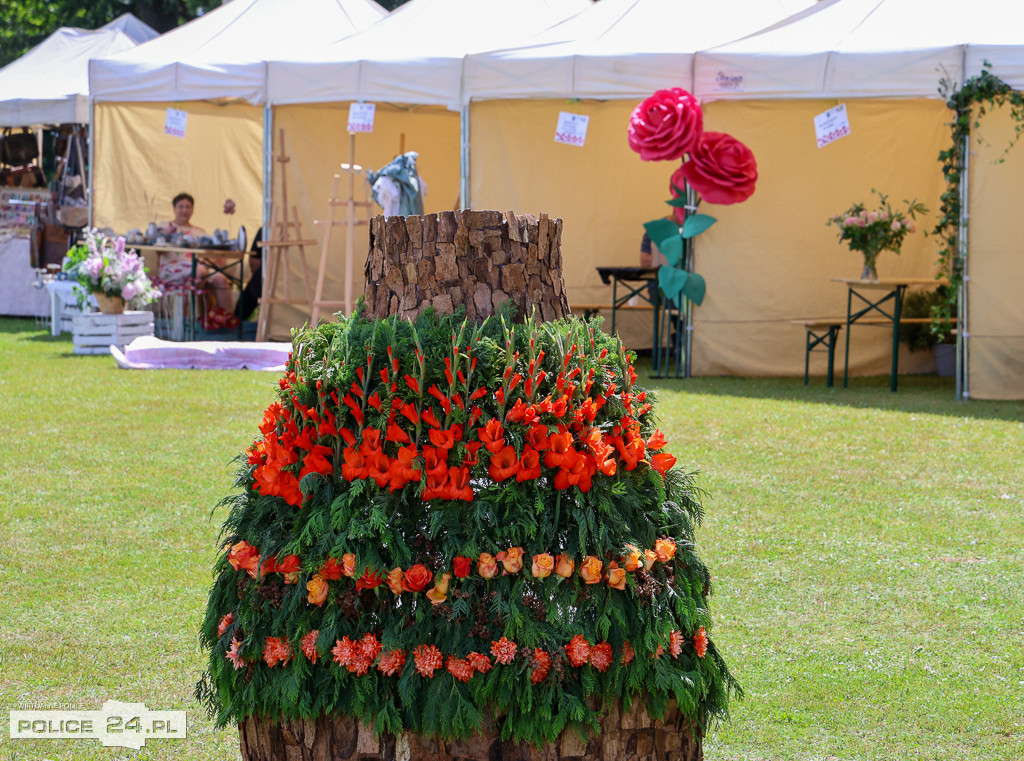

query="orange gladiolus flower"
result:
[654,537,677,563]
[646,429,667,450]
[579,555,603,584]
[477,552,499,579]
[488,445,519,481]
[306,574,329,606]
[651,452,677,476]
[445,465,473,501]
[531,553,555,579]
[429,426,457,451]
[543,430,574,468]
[516,447,542,482]
[554,554,575,578]
[526,424,549,451]
[607,561,626,590]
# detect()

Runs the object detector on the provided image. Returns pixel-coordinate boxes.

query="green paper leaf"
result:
[643,218,679,244]
[665,197,688,208]
[681,214,717,239]
[658,235,683,267]
[658,265,688,301]
[681,273,706,306]
[670,181,687,197]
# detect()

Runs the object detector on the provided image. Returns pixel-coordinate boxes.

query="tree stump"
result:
[363,210,570,323]
[239,700,703,761]
[236,210,705,761]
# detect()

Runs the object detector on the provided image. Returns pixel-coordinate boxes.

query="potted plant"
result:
[63,230,161,313]
[899,286,955,376]
[827,190,927,279]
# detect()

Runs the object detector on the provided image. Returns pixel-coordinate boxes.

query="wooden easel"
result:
[311,133,372,324]
[256,128,318,342]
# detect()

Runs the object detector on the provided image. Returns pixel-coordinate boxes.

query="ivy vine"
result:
[933,64,1024,338]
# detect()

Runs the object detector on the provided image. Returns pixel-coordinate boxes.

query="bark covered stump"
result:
[239,700,702,761]
[363,210,570,323]
[238,209,703,761]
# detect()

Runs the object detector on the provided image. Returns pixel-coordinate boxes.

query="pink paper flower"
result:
[628,88,703,162]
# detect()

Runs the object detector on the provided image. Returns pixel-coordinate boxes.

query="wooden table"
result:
[831,277,948,392]
[138,245,247,340]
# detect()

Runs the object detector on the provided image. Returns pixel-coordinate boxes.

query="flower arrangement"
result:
[64,230,161,310]
[196,308,739,745]
[827,190,927,280]
[628,87,758,310]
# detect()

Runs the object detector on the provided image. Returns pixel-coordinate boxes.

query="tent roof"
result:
[0,14,157,126]
[694,0,1024,99]
[89,0,387,104]
[461,0,814,100]
[266,0,593,106]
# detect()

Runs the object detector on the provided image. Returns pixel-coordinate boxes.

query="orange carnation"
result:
[301,630,319,664]
[669,629,684,658]
[413,644,444,677]
[491,636,517,665]
[530,648,551,684]
[531,553,555,579]
[589,641,613,673]
[377,649,407,676]
[694,626,708,658]
[446,655,475,683]
[306,574,329,606]
[565,634,591,667]
[579,555,603,584]
[217,612,234,637]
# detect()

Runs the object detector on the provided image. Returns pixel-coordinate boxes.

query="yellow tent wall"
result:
[964,104,1024,400]
[471,97,948,377]
[92,101,263,244]
[267,103,460,340]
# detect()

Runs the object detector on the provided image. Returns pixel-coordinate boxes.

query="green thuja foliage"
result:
[196,306,740,745]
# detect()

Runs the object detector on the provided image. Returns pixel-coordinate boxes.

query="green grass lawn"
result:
[1,317,1021,760]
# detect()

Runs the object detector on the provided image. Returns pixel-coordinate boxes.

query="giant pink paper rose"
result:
[628,88,703,162]
[681,131,758,205]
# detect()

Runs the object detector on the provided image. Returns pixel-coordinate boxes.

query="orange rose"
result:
[477,552,499,579]
[579,555,603,584]
[497,546,524,574]
[386,567,404,595]
[554,554,575,578]
[623,544,642,572]
[320,556,344,580]
[341,553,357,578]
[643,549,657,571]
[655,538,677,563]
[403,563,433,592]
[426,572,453,605]
[306,574,329,606]
[531,553,555,579]
[606,561,626,591]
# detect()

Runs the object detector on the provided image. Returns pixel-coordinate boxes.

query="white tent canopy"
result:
[89,0,387,104]
[266,0,592,107]
[694,0,1024,100]
[0,14,157,126]
[462,0,814,101]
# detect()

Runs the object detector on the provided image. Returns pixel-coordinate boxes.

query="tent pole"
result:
[460,102,470,209]
[956,130,969,400]
[263,103,273,245]
[88,99,95,229]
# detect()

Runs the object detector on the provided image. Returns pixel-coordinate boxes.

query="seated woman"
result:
[157,192,233,311]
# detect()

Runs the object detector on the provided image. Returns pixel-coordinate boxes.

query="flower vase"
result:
[860,250,880,281]
[94,293,125,314]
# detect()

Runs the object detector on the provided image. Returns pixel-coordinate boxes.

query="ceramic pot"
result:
[95,293,125,314]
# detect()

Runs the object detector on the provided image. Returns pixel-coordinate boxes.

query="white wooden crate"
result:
[72,310,154,355]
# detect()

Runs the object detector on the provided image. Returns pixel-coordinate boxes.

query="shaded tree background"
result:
[0,0,416,68]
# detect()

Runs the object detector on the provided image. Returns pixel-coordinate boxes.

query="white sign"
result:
[164,108,187,139]
[712,70,746,93]
[10,701,187,750]
[347,103,376,133]
[814,103,851,148]
[554,112,589,147]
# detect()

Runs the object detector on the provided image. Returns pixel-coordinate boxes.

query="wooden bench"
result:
[793,317,957,387]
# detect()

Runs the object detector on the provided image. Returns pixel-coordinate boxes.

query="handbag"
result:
[56,133,88,228]
[2,128,39,166]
